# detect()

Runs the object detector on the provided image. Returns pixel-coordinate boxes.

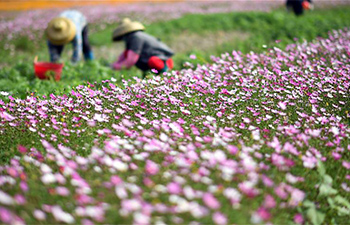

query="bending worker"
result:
[111,18,174,76]
[46,10,94,63]
[286,0,313,16]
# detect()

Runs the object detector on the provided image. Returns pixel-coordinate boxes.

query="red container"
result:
[34,62,63,81]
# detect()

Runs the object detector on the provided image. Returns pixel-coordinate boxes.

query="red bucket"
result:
[34,62,63,81]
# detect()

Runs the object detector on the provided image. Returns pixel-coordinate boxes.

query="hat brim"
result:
[46,17,76,45]
[112,29,144,42]
[112,21,145,42]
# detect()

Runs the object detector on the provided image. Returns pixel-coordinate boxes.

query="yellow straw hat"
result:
[112,18,145,41]
[46,17,76,45]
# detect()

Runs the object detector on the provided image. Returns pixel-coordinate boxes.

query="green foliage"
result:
[300,161,350,224]
[0,60,141,99]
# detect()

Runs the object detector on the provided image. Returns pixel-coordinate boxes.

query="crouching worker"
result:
[111,18,174,77]
[46,10,94,63]
[286,0,313,16]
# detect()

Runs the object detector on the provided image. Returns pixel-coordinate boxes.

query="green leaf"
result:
[335,206,350,216]
[333,195,350,216]
[303,200,316,208]
[323,175,333,185]
[334,196,350,208]
[307,207,325,225]
[317,160,326,176]
[319,184,338,196]
[327,197,335,208]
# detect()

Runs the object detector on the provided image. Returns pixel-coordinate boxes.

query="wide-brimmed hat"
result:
[46,17,76,45]
[112,18,145,41]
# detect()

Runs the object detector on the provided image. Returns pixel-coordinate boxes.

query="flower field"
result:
[1,17,350,224]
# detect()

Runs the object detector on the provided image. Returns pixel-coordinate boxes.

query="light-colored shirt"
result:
[49,10,87,62]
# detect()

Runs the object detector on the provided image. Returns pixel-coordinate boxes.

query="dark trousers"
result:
[48,25,93,62]
[286,0,310,16]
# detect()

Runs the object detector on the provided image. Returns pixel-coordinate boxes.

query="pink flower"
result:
[167,182,181,195]
[145,160,159,175]
[212,212,227,225]
[56,187,70,196]
[143,178,154,187]
[332,152,341,160]
[216,111,223,117]
[274,185,288,200]
[294,213,304,224]
[110,175,123,185]
[142,129,154,137]
[342,161,350,170]
[263,195,276,209]
[203,193,220,210]
[289,189,305,206]
[82,219,94,225]
[20,181,28,192]
[256,207,271,221]
[227,145,239,155]
[14,194,26,205]
[18,145,27,154]
[0,207,12,223]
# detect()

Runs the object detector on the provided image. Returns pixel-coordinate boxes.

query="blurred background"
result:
[0,0,350,98]
[0,0,183,10]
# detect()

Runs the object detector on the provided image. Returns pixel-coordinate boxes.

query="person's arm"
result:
[111,49,140,70]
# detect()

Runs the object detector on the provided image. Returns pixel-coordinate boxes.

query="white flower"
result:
[41,173,56,184]
[0,91,9,96]
[52,206,75,224]
[40,164,52,173]
[112,160,128,171]
[33,210,46,220]
[115,186,128,199]
[0,190,14,205]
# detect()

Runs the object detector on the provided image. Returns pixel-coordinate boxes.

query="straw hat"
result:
[112,18,145,41]
[46,17,76,45]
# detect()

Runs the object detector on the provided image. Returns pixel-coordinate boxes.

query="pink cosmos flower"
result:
[227,145,239,155]
[167,182,182,195]
[203,193,220,210]
[18,145,27,154]
[294,213,304,224]
[0,207,12,223]
[20,181,29,192]
[14,194,26,205]
[110,175,123,185]
[278,101,287,110]
[212,212,227,225]
[342,161,350,170]
[256,207,271,221]
[56,187,70,196]
[289,189,305,206]
[145,160,159,175]
[263,195,276,209]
